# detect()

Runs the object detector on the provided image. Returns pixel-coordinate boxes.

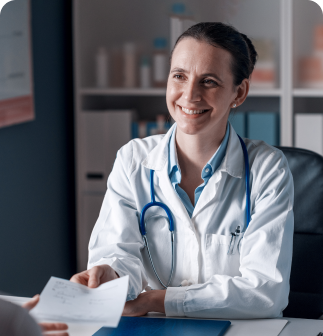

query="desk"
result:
[1,295,323,336]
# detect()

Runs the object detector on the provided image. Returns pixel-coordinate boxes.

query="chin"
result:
[176,123,204,135]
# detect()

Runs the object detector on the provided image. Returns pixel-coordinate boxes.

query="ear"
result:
[233,78,250,108]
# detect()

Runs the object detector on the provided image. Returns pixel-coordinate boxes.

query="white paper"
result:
[30,275,129,327]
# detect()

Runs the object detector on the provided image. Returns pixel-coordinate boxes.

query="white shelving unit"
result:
[73,0,322,271]
[80,87,283,97]
[293,89,323,97]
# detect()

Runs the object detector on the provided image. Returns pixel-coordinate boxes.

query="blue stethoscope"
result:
[139,135,250,289]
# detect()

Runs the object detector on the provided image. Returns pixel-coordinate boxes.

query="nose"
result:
[182,79,201,103]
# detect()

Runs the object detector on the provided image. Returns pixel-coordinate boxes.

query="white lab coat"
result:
[88,123,294,319]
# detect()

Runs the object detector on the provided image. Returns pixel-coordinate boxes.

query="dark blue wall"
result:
[0,0,76,296]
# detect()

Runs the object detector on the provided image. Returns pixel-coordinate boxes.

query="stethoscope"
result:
[139,135,250,289]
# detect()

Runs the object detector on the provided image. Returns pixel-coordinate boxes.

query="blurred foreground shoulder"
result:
[0,299,41,336]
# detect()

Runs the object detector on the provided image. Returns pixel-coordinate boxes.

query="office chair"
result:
[276,146,323,319]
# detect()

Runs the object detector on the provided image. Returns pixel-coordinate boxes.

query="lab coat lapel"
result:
[142,124,175,171]
[155,165,192,227]
[142,123,192,228]
[192,124,244,219]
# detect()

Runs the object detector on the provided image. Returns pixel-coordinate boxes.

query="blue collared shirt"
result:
[168,123,230,217]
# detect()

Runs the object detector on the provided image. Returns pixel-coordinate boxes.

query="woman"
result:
[71,22,294,319]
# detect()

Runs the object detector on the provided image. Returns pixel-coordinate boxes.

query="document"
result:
[30,275,129,327]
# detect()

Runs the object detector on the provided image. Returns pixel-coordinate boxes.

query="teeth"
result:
[181,106,206,115]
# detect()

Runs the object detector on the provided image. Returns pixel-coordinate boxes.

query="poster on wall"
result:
[0,0,34,128]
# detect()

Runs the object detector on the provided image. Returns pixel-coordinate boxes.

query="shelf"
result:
[293,89,323,97]
[80,88,167,96]
[248,88,282,97]
[80,87,282,97]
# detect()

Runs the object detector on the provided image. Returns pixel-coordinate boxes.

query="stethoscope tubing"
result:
[140,170,175,288]
[237,135,251,229]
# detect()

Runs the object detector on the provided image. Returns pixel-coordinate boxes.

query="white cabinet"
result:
[79,193,105,271]
[80,110,133,193]
[73,0,322,270]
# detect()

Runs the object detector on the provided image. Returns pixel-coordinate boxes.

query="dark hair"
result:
[171,22,258,87]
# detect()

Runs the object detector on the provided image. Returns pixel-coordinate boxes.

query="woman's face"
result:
[166,38,248,136]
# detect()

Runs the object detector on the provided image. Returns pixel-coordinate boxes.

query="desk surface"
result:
[1,295,323,336]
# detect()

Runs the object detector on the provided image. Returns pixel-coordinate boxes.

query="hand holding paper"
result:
[30,275,129,328]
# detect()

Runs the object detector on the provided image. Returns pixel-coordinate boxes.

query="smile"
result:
[181,106,209,115]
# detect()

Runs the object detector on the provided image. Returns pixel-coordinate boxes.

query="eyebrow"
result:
[170,67,224,83]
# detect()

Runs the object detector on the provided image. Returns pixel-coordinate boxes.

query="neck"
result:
[175,123,227,175]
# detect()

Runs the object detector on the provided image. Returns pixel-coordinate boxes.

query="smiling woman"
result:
[70,22,294,320]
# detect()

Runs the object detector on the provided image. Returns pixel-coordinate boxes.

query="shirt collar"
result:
[202,122,230,177]
[142,121,244,179]
[168,124,179,176]
[168,122,230,178]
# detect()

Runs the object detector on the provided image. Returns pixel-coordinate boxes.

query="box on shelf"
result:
[314,25,323,55]
[250,38,276,89]
[299,56,323,88]
[80,110,135,192]
[295,114,323,155]
[298,24,323,88]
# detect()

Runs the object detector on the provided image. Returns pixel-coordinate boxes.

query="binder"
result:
[295,114,323,155]
[229,112,246,137]
[93,316,231,336]
[247,112,279,146]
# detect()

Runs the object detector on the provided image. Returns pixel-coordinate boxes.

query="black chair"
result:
[275,146,323,319]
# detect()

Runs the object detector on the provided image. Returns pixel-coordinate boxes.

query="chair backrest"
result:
[276,146,323,319]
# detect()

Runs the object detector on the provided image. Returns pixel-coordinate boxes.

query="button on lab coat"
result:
[88,123,294,319]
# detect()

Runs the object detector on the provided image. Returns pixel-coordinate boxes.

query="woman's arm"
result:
[73,141,149,300]
[123,290,166,316]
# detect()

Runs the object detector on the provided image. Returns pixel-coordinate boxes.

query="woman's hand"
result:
[122,290,166,317]
[70,265,119,288]
[23,295,68,336]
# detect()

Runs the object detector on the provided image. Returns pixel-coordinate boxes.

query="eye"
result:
[173,74,184,80]
[202,78,218,86]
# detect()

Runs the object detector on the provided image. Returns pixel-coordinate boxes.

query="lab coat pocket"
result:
[205,233,243,279]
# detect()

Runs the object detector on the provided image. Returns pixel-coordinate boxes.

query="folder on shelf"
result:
[295,114,323,155]
[247,112,279,146]
[229,112,246,137]
[93,316,231,336]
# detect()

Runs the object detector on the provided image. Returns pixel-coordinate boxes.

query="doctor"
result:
[71,22,294,319]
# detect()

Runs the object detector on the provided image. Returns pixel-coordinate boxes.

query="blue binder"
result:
[247,112,279,146]
[93,316,231,336]
[229,112,246,137]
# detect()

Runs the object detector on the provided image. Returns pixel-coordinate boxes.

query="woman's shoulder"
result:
[243,137,290,171]
[117,134,166,165]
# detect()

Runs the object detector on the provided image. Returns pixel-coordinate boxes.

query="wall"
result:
[0,0,76,296]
